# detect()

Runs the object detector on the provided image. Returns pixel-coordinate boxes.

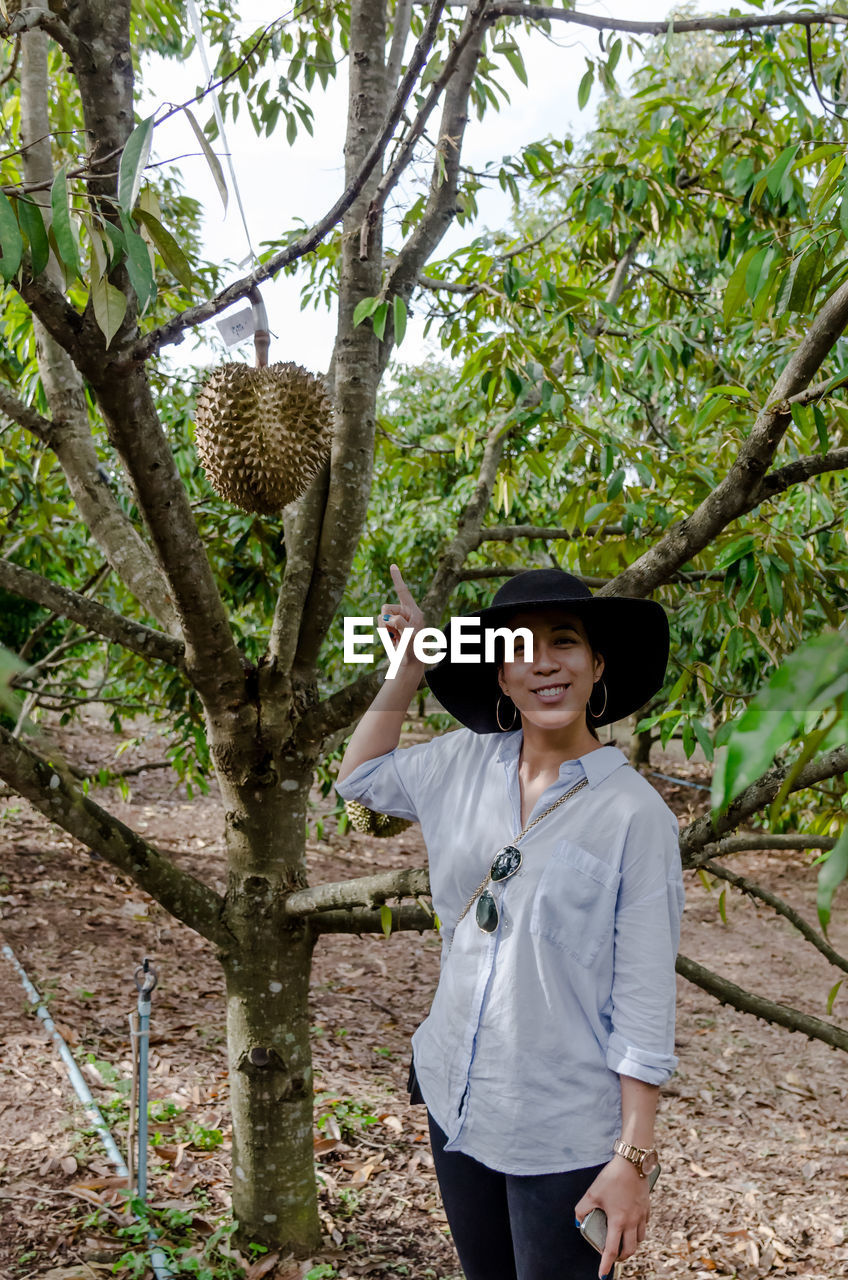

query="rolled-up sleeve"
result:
[605,809,685,1086]
[334,738,440,824]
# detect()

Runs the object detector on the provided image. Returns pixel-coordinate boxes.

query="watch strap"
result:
[613,1138,657,1175]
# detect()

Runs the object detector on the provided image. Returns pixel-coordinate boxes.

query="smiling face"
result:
[496,608,605,737]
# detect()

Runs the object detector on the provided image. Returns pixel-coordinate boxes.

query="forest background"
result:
[0,0,847,1276]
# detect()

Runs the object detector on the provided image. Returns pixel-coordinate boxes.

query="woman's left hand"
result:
[574,1156,651,1280]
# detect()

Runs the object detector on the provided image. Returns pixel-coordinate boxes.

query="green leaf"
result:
[701,384,752,401]
[505,368,524,398]
[787,246,823,314]
[714,534,757,570]
[793,143,842,171]
[372,301,389,342]
[577,66,594,111]
[809,154,845,218]
[817,826,848,936]
[50,166,80,279]
[606,468,626,500]
[86,221,109,279]
[711,632,848,813]
[392,294,407,345]
[380,904,393,939]
[502,45,528,87]
[723,247,757,325]
[90,273,127,348]
[352,295,380,327]
[118,115,155,214]
[119,213,156,313]
[765,143,800,198]
[183,107,228,212]
[693,719,714,763]
[584,502,608,523]
[16,197,49,277]
[817,364,848,396]
[0,191,23,283]
[100,220,126,265]
[718,887,727,925]
[134,209,193,292]
[826,979,843,1015]
[0,643,26,719]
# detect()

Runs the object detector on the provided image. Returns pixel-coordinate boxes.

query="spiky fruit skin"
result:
[194,361,334,515]
[344,800,412,838]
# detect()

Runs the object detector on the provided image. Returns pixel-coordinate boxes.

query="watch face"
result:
[641,1149,659,1176]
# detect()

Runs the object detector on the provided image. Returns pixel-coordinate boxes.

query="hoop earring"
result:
[496,693,519,731]
[587,680,608,720]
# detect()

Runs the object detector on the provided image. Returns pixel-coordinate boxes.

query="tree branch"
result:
[127,0,450,363]
[286,867,431,916]
[295,666,388,753]
[486,5,848,37]
[382,7,490,318]
[15,19,181,636]
[675,952,848,1052]
[0,381,53,441]
[588,232,643,334]
[680,746,848,862]
[0,724,233,950]
[700,833,838,859]
[475,524,625,543]
[753,447,848,505]
[16,269,91,357]
[701,859,848,977]
[422,417,513,620]
[603,277,848,599]
[457,566,609,586]
[387,0,414,89]
[0,557,186,669]
[309,903,436,935]
[360,0,489,259]
[0,7,80,61]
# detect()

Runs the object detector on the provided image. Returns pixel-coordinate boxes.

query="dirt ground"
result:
[0,713,846,1280]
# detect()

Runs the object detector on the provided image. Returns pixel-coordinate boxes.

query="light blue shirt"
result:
[335,727,685,1175]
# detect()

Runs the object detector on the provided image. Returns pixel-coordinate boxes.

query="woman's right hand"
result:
[378,564,425,668]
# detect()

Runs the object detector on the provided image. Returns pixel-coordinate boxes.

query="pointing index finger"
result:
[390,563,416,608]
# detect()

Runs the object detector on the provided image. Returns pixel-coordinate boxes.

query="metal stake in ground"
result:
[133,957,158,1202]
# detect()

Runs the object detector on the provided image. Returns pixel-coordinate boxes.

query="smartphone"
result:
[577,1162,661,1255]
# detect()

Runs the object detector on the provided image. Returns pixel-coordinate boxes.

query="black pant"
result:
[428,1111,609,1280]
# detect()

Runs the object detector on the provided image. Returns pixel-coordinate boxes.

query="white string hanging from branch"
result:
[185,0,257,267]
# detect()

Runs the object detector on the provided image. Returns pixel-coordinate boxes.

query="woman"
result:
[335,565,685,1280]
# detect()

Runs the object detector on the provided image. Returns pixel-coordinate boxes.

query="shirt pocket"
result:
[529,839,621,968]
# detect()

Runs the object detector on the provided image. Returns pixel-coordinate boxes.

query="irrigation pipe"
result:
[649,769,712,793]
[1,941,172,1280]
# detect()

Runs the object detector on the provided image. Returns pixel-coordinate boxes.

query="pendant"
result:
[490,845,522,881]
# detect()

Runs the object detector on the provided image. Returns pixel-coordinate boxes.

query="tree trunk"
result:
[222,918,320,1252]
[214,728,321,1251]
[629,723,655,767]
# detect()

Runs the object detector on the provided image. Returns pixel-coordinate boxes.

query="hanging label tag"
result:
[216,307,256,347]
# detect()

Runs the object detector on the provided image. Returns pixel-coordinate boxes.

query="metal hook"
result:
[134,957,158,995]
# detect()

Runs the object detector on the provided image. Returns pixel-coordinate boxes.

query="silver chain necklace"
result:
[450,776,589,940]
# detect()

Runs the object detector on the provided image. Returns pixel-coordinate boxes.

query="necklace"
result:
[450,776,589,939]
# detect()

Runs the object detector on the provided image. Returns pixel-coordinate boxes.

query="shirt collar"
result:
[495,730,627,789]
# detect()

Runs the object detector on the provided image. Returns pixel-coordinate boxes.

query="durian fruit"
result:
[194,361,334,515]
[344,799,412,838]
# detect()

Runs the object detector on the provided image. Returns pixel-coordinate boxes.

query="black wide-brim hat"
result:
[425,568,669,732]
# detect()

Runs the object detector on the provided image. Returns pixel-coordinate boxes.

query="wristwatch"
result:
[613,1138,659,1177]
